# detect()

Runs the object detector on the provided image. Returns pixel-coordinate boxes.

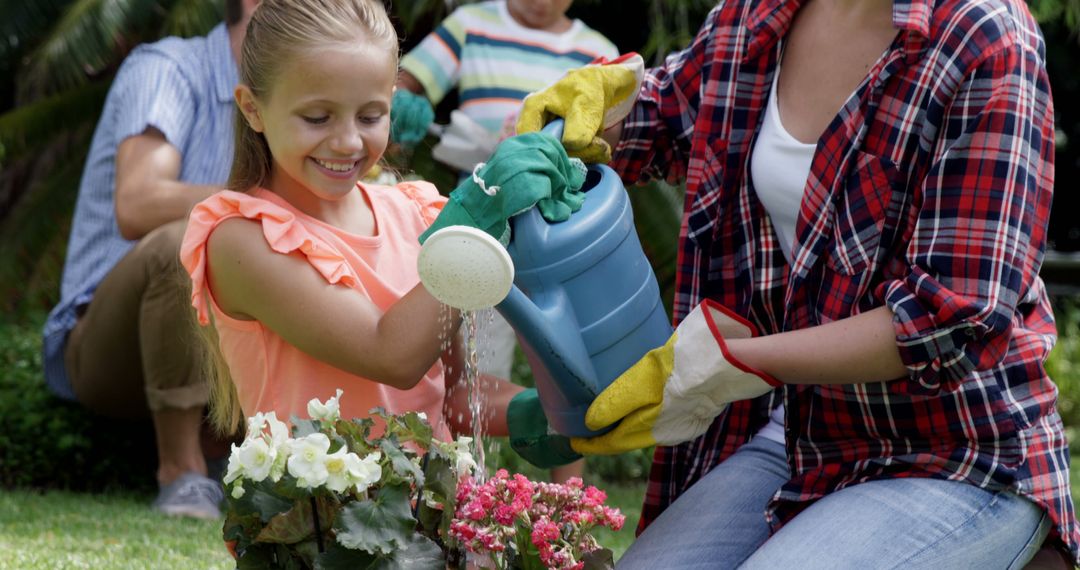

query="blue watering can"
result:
[495,120,673,438]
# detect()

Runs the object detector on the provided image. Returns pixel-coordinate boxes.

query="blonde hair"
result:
[206,0,399,434]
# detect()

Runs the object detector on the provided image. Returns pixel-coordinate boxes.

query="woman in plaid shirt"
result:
[518,0,1076,567]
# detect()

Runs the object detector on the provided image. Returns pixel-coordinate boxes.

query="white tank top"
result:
[748,64,817,444]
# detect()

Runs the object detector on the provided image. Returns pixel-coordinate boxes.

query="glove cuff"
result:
[418,198,485,245]
[700,299,783,388]
[589,53,645,129]
[508,389,583,469]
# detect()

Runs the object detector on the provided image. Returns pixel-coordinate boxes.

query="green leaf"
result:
[422,455,455,500]
[0,81,107,161]
[272,543,308,570]
[315,534,445,570]
[0,0,73,60]
[379,438,424,488]
[255,499,318,544]
[20,0,164,97]
[223,511,262,552]
[418,454,457,537]
[161,0,220,37]
[395,411,435,447]
[236,542,277,569]
[228,482,296,523]
[333,483,416,555]
[582,548,616,570]
[315,542,380,570]
[336,417,374,454]
[383,533,445,570]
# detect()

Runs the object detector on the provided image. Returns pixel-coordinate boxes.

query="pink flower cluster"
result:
[450,469,625,570]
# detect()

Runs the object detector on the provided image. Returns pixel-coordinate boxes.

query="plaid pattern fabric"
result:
[611,0,1077,560]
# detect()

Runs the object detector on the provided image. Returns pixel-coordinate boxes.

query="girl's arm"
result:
[728,306,908,385]
[440,334,522,438]
[205,217,458,390]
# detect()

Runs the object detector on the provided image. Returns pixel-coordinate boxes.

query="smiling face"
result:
[236,42,396,205]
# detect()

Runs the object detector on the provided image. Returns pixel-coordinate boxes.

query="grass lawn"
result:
[0,489,233,569]
[0,481,644,569]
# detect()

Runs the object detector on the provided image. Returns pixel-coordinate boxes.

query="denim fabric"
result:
[618,437,1049,569]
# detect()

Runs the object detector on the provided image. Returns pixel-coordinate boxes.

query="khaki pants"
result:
[65,220,208,420]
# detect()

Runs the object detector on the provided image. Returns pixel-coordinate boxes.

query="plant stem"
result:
[311,497,324,553]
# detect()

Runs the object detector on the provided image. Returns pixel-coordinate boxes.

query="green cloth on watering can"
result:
[390,89,435,147]
[507,389,583,469]
[419,131,587,246]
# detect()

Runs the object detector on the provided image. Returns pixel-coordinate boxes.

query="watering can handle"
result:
[540,119,566,143]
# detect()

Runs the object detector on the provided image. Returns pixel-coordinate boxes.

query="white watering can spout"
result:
[417,225,515,311]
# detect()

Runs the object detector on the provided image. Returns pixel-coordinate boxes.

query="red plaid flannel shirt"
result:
[611,0,1077,560]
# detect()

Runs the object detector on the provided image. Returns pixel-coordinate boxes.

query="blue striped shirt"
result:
[42,23,237,399]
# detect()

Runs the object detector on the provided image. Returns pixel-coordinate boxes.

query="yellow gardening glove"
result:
[516,53,645,164]
[570,300,782,455]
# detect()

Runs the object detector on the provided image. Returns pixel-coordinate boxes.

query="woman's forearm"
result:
[728,306,908,385]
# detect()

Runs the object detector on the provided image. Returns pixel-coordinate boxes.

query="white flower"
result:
[236,437,276,482]
[449,436,478,477]
[268,447,288,483]
[323,449,382,494]
[231,483,246,499]
[223,443,246,484]
[323,448,358,494]
[422,489,442,509]
[350,452,382,494]
[307,389,344,423]
[245,411,272,441]
[287,433,331,488]
[263,411,290,448]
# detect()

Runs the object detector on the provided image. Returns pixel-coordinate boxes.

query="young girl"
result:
[180,0,519,440]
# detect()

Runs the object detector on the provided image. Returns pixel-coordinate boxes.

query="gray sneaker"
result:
[152,472,225,520]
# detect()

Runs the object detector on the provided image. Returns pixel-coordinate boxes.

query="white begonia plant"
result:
[307,389,344,423]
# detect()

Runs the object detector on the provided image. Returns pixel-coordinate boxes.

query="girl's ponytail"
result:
[227,111,272,192]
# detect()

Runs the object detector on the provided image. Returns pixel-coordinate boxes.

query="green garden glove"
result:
[390,89,435,147]
[516,53,644,164]
[508,389,583,469]
[419,132,587,246]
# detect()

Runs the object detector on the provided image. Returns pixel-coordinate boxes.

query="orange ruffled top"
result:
[181,182,451,440]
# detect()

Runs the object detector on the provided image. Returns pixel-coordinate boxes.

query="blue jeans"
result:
[618,437,1050,569]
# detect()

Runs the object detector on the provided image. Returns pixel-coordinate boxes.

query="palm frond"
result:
[18,0,167,100]
[161,0,220,38]
[0,81,109,163]
[0,0,76,61]
[392,0,457,38]
[0,130,90,314]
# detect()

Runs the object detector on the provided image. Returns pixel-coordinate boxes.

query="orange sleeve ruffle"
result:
[395,180,446,226]
[180,190,360,325]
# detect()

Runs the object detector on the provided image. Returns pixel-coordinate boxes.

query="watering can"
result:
[493,121,673,438]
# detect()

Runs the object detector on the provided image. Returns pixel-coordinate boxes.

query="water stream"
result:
[439,306,496,482]
[461,310,487,480]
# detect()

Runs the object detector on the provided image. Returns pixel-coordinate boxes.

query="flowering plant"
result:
[450,470,624,570]
[221,389,476,569]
